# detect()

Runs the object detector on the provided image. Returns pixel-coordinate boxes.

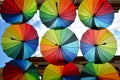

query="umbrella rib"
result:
[24,26,34,39]
[41,39,56,46]
[81,2,91,15]
[88,30,96,44]
[91,18,98,29]
[51,48,63,64]
[61,47,73,61]
[47,31,59,44]
[46,68,61,75]
[85,64,97,75]
[61,17,71,26]
[41,46,58,53]
[12,0,22,12]
[61,29,69,44]
[95,47,102,63]
[62,30,73,44]
[16,43,24,59]
[92,2,107,29]
[62,34,77,46]
[81,35,93,45]
[94,17,108,29]
[96,30,107,42]
[55,31,60,45]
[94,2,105,16]
[48,1,57,14]
[95,30,100,44]
[42,31,57,43]
[59,0,72,14]
[99,47,116,53]
[99,45,117,49]
[98,47,114,59]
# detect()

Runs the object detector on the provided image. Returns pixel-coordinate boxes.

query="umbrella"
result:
[40,0,76,29]
[81,63,120,80]
[80,29,117,63]
[1,23,39,59]
[78,0,114,29]
[43,62,80,80]
[2,60,40,80]
[40,28,79,65]
[0,0,37,24]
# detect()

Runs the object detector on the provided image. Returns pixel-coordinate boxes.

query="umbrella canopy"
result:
[43,62,80,80]
[40,29,79,65]
[1,23,39,59]
[40,0,76,29]
[81,63,120,80]
[0,0,37,24]
[80,29,117,63]
[2,60,40,80]
[78,0,114,29]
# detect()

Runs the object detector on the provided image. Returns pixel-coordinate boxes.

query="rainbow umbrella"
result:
[81,63,120,80]
[1,23,39,59]
[78,0,114,29]
[2,60,40,80]
[40,0,76,29]
[80,29,117,63]
[0,0,37,24]
[43,62,80,80]
[40,29,79,65]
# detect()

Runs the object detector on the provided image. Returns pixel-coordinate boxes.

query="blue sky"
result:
[0,14,12,68]
[0,10,120,68]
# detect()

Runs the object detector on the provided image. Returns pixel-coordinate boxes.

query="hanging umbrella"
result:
[81,63,120,80]
[40,28,79,65]
[80,29,117,63]
[0,0,37,24]
[40,0,76,29]
[1,23,39,59]
[78,0,114,29]
[43,62,80,80]
[2,60,40,80]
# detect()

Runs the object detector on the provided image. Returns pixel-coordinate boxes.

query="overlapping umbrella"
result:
[1,23,39,59]
[2,60,40,80]
[80,29,117,63]
[40,0,76,29]
[78,0,114,29]
[40,29,79,65]
[43,62,80,80]
[0,0,37,24]
[81,63,120,80]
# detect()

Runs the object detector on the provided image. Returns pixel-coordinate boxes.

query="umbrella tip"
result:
[11,38,15,40]
[100,43,107,45]
[11,38,24,42]
[55,44,62,48]
[93,14,95,17]
[94,44,98,47]
[95,43,107,46]
[102,43,106,45]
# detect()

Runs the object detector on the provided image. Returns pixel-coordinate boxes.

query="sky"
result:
[0,10,120,68]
